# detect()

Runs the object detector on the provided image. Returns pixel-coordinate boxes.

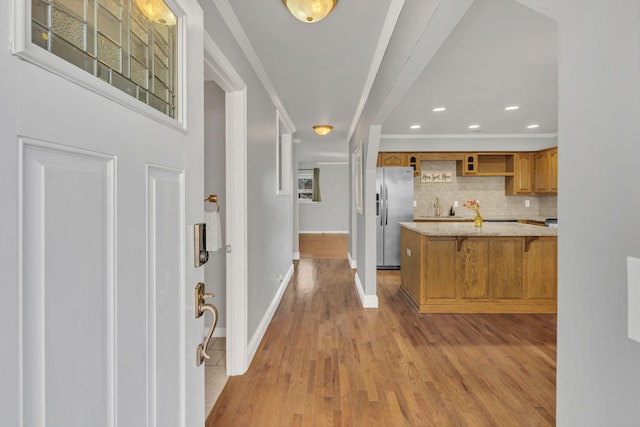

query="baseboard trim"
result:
[299,231,348,234]
[247,263,295,361]
[348,252,357,269]
[354,271,378,308]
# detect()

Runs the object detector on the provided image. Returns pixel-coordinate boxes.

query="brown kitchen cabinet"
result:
[457,153,515,176]
[400,226,557,313]
[505,152,534,195]
[408,154,420,176]
[523,236,557,300]
[534,147,558,194]
[377,152,408,167]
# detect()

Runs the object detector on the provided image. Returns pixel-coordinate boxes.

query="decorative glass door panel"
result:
[31,0,177,118]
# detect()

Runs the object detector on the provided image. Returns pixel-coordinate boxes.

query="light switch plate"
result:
[406,248,411,257]
[628,256,640,343]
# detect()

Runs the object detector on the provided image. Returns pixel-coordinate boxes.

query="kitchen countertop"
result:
[400,221,558,237]
[414,215,553,222]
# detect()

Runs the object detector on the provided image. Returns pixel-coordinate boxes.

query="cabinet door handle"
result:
[194,282,218,366]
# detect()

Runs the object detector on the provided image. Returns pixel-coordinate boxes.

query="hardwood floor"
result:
[299,233,348,259]
[207,261,556,426]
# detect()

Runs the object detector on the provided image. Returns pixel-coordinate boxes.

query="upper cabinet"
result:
[534,147,558,194]
[408,154,420,176]
[456,153,515,177]
[505,153,534,195]
[377,152,408,167]
[376,149,557,195]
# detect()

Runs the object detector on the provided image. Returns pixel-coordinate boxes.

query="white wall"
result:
[298,163,349,233]
[204,81,227,331]
[199,0,294,346]
[556,1,640,424]
[349,0,442,306]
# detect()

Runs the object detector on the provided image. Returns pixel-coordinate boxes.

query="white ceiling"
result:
[223,0,558,162]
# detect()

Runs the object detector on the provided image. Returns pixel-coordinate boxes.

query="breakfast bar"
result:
[399,222,557,313]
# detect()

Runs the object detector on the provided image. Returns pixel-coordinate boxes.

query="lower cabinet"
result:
[400,228,557,313]
[523,236,557,299]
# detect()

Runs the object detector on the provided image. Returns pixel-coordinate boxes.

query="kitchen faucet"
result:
[434,196,442,217]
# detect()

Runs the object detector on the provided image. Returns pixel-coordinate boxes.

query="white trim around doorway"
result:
[203,31,249,376]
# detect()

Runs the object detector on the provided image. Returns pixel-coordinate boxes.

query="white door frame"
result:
[203,32,249,375]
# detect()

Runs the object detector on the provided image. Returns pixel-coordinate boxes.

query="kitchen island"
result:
[399,222,557,313]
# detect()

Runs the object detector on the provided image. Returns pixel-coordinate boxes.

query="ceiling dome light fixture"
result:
[282,0,338,23]
[313,125,333,136]
[134,0,177,25]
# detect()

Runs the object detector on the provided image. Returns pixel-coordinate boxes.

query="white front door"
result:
[0,0,206,425]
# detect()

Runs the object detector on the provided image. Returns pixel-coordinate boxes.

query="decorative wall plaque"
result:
[421,170,453,183]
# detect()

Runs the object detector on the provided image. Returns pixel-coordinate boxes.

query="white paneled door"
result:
[0,0,206,425]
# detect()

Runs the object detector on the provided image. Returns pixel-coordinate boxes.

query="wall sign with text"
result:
[421,171,453,183]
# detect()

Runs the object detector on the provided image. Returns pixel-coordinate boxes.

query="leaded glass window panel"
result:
[31,0,178,118]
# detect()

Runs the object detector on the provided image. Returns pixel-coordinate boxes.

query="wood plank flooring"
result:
[299,233,348,259]
[207,261,556,426]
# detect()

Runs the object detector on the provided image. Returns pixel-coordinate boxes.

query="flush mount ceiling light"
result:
[282,0,338,23]
[505,105,520,111]
[313,125,333,136]
[432,107,446,112]
[527,124,540,129]
[134,0,176,25]
[468,124,481,129]
[410,124,421,129]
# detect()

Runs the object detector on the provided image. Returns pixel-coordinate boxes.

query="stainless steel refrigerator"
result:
[376,167,414,269]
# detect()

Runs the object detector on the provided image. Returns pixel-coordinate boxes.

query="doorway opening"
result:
[203,79,228,413]
[202,31,249,414]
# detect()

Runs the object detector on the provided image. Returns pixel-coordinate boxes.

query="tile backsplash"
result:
[414,161,557,219]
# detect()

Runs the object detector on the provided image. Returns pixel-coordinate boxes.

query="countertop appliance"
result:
[376,167,414,269]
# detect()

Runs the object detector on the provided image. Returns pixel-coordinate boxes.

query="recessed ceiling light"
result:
[432,107,446,112]
[468,124,480,129]
[505,105,519,111]
[410,124,421,129]
[527,124,540,129]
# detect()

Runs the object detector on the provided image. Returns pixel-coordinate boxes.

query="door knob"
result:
[194,282,218,366]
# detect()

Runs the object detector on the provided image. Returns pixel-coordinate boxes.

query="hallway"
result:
[207,259,556,426]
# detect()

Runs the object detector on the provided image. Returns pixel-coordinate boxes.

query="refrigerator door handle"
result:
[379,184,384,226]
[384,184,389,225]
